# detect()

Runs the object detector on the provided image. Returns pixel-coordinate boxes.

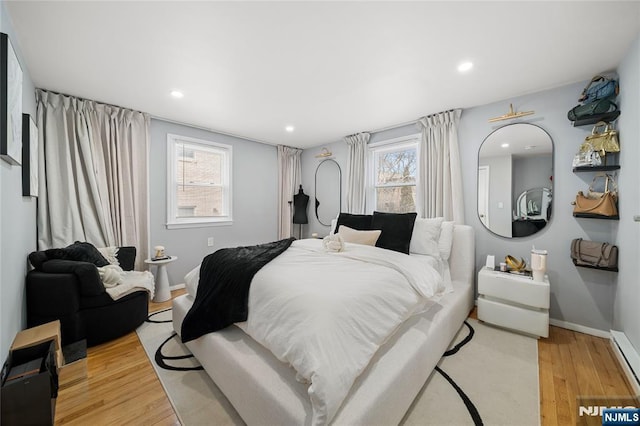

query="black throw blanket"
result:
[181,238,295,343]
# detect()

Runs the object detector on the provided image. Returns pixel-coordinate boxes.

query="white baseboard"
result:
[548,318,610,338]
[170,283,186,291]
[610,331,640,395]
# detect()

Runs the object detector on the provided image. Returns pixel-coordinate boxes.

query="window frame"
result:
[166,133,233,229]
[366,133,421,214]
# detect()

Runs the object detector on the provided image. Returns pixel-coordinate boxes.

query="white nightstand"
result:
[144,256,178,303]
[477,267,550,338]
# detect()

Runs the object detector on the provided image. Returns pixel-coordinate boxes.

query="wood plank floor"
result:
[54,292,636,425]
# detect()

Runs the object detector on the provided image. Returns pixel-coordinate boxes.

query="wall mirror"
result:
[314,159,342,226]
[477,123,553,238]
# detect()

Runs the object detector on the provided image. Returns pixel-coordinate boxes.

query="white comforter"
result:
[237,239,444,425]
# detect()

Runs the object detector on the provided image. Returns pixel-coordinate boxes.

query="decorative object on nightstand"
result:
[477,267,550,338]
[145,256,178,302]
[505,255,526,272]
[153,245,169,260]
[531,248,548,282]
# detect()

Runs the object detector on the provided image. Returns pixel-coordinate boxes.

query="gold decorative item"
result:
[488,103,535,123]
[315,147,332,159]
[505,255,527,272]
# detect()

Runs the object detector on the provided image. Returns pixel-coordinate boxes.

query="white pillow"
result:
[338,225,381,246]
[97,246,120,266]
[184,265,201,297]
[438,221,455,261]
[410,217,443,256]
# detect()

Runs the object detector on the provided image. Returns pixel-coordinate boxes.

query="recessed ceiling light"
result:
[501,143,509,148]
[457,61,473,73]
[285,125,295,133]
[170,90,184,98]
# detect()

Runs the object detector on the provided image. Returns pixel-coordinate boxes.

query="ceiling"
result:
[6,1,640,149]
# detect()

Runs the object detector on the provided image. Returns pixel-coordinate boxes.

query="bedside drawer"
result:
[478,297,549,338]
[478,270,549,309]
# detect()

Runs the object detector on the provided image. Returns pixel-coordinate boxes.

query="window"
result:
[167,134,232,228]
[368,135,419,213]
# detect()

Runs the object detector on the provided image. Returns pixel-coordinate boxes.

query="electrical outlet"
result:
[207,237,214,247]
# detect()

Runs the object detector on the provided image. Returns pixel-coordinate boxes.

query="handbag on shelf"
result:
[570,238,618,269]
[567,98,617,121]
[582,121,620,156]
[578,75,619,104]
[572,142,602,168]
[586,173,618,201]
[572,190,618,217]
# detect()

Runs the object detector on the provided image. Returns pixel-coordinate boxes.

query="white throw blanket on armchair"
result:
[98,265,155,300]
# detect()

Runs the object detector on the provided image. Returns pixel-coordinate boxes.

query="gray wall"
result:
[304,80,628,332]
[460,82,619,332]
[613,34,640,350]
[479,154,512,237]
[0,1,37,360]
[149,119,278,284]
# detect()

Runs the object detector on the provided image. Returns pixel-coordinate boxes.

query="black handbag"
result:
[567,98,617,121]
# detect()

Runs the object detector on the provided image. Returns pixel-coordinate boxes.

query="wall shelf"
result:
[572,110,620,127]
[572,165,620,173]
[572,259,618,272]
[573,213,619,220]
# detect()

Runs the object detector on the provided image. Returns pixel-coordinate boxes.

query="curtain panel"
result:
[277,145,302,239]
[417,109,465,223]
[344,132,370,214]
[36,90,150,269]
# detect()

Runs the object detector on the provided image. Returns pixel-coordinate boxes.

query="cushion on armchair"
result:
[41,259,104,296]
[28,251,49,271]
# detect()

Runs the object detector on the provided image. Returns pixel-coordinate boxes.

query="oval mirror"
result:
[477,123,553,238]
[314,159,342,226]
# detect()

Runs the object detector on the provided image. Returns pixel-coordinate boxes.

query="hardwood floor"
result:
[54,290,185,426]
[54,292,636,425]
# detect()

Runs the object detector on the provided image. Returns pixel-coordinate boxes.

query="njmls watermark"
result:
[578,396,640,426]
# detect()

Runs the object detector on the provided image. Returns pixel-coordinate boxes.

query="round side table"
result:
[144,256,178,302]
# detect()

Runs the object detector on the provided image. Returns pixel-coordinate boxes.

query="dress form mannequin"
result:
[293,185,309,225]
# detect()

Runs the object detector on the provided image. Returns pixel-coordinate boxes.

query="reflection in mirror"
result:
[315,159,342,226]
[477,123,553,238]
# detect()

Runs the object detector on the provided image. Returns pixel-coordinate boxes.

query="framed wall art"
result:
[22,113,38,197]
[0,32,23,165]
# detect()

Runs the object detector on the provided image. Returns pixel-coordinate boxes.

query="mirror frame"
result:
[314,159,342,226]
[477,122,554,239]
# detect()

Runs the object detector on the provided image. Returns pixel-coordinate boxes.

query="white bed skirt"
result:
[172,225,475,425]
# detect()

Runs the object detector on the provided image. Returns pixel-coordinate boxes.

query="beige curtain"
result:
[36,90,150,269]
[344,133,370,214]
[417,109,465,223]
[277,145,302,239]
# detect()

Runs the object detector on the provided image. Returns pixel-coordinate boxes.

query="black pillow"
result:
[334,213,373,233]
[45,241,109,267]
[371,211,418,254]
[116,246,137,271]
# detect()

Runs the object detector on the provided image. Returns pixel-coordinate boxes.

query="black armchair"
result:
[26,246,149,347]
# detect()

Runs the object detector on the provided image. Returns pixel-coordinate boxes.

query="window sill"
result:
[166,220,233,230]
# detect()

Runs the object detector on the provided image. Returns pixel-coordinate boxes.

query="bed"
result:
[172,223,474,425]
